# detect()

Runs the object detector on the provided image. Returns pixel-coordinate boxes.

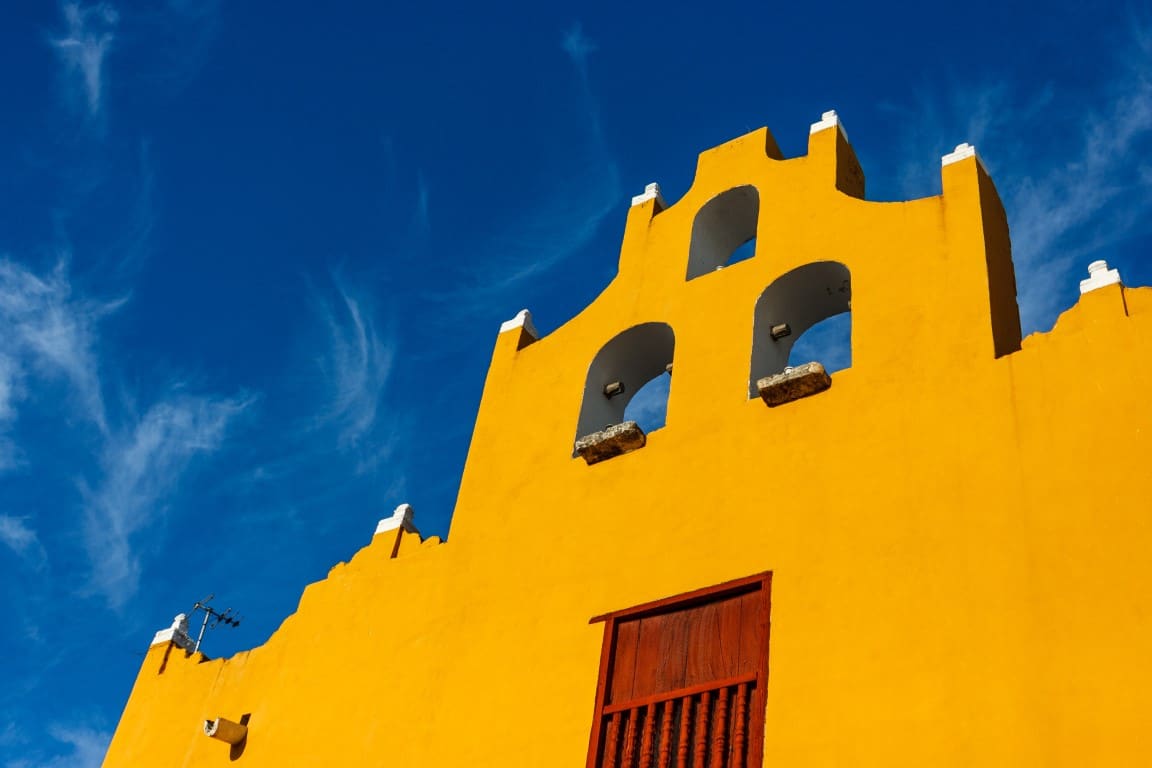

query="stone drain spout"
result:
[204,717,247,745]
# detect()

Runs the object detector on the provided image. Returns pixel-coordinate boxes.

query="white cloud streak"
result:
[51,2,119,119]
[0,354,18,423]
[1007,43,1152,331]
[439,24,620,311]
[315,279,395,456]
[0,256,248,601]
[4,724,111,768]
[521,23,619,271]
[891,82,1052,201]
[0,258,116,444]
[466,157,620,301]
[0,353,21,470]
[0,516,41,559]
[889,24,1152,333]
[562,23,597,85]
[80,394,247,607]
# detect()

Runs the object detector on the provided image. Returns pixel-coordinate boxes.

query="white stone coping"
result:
[630,182,667,209]
[1079,259,1122,294]
[809,110,848,142]
[151,613,193,650]
[941,142,987,172]
[499,309,538,338]
[375,503,420,536]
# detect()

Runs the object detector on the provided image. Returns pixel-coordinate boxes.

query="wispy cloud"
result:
[0,255,250,601]
[0,516,44,564]
[887,82,1052,201]
[0,354,17,421]
[80,394,247,607]
[462,157,620,301]
[315,278,396,460]
[51,2,119,120]
[222,276,402,512]
[887,23,1152,333]
[1007,35,1152,331]
[0,353,21,470]
[0,258,117,438]
[562,22,597,84]
[4,723,111,768]
[437,23,620,312]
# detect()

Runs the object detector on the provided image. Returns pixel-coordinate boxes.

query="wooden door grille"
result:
[587,574,771,768]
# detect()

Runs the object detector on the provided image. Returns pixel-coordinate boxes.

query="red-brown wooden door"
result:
[587,573,771,768]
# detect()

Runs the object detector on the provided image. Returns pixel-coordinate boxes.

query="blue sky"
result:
[2,2,1151,764]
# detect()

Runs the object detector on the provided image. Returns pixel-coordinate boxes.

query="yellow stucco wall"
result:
[103,119,1152,767]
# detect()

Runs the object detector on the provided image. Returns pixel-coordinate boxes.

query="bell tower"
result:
[449,110,1021,541]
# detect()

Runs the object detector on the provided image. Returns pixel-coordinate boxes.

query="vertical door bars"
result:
[597,684,753,768]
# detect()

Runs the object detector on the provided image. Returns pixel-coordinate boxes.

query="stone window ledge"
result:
[575,421,647,465]
[756,362,831,407]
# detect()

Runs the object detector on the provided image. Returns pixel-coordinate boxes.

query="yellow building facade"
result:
[103,113,1152,767]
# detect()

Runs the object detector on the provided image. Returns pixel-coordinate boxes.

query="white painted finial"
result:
[499,309,538,338]
[1079,260,1122,294]
[941,142,978,166]
[375,503,420,536]
[150,612,193,649]
[630,182,667,208]
[809,110,848,141]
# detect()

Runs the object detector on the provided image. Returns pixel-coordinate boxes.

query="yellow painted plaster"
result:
[103,120,1152,767]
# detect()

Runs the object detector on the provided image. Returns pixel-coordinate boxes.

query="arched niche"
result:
[686,185,760,280]
[749,262,852,397]
[575,323,676,444]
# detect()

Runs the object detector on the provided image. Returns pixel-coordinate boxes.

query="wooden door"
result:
[587,574,771,768]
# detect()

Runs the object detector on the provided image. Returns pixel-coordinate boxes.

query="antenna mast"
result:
[189,594,242,654]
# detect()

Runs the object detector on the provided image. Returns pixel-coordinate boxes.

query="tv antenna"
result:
[190,594,242,654]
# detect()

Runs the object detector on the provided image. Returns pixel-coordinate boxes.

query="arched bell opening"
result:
[574,323,675,462]
[686,186,760,280]
[749,262,852,399]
